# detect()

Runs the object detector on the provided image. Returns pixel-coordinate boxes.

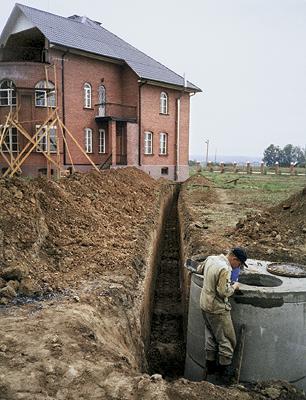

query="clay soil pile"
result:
[179,174,306,265]
[232,186,306,264]
[0,168,162,302]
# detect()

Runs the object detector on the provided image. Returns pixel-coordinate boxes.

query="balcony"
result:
[0,47,48,63]
[95,102,137,123]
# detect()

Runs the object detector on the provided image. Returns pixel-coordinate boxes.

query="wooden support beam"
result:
[7,120,61,177]
[57,116,75,173]
[0,112,11,147]
[58,119,100,173]
[6,109,57,167]
[3,112,61,177]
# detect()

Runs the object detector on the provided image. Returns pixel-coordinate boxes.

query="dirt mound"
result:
[0,168,163,303]
[183,173,214,187]
[232,186,306,263]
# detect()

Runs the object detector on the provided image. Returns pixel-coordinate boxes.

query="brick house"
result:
[0,3,201,181]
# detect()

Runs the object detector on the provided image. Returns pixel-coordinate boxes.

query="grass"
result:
[189,169,306,208]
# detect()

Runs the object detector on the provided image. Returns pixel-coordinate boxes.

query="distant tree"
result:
[188,160,198,166]
[263,144,281,166]
[295,146,305,165]
[263,144,305,166]
[280,144,295,166]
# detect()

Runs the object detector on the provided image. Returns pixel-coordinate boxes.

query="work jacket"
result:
[197,254,235,314]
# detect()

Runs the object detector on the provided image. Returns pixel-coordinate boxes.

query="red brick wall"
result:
[61,51,121,165]
[0,52,191,179]
[140,84,190,168]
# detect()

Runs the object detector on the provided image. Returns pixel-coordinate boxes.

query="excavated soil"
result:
[0,169,305,400]
[179,174,306,264]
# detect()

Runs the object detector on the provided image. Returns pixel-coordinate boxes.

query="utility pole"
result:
[205,139,209,167]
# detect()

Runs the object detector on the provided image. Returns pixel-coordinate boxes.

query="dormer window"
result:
[35,80,56,107]
[0,80,16,106]
[160,91,168,114]
[84,83,92,108]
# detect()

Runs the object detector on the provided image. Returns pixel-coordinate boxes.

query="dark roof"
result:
[6,4,201,92]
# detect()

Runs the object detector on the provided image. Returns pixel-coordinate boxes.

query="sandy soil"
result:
[0,169,305,400]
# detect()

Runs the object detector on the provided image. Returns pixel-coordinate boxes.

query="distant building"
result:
[0,4,201,180]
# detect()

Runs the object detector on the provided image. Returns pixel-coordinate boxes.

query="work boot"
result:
[206,359,217,375]
[218,364,236,385]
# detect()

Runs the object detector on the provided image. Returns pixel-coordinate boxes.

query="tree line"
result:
[263,144,306,167]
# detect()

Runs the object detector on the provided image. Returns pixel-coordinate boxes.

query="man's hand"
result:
[232,282,239,290]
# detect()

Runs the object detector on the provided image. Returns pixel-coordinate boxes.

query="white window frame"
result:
[35,125,57,153]
[85,128,93,153]
[159,132,167,155]
[84,83,92,108]
[35,80,56,107]
[99,129,106,153]
[0,80,16,107]
[1,127,18,153]
[144,131,153,155]
[160,91,168,114]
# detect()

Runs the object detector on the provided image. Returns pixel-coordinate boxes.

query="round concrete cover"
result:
[267,263,306,278]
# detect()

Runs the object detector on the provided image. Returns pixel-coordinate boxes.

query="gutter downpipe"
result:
[138,80,147,167]
[175,96,181,181]
[61,49,69,166]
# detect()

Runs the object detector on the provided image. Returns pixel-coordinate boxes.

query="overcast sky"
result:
[1,0,306,160]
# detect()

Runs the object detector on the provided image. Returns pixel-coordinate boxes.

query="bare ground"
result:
[0,169,305,399]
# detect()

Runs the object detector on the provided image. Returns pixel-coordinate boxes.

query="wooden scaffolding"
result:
[0,64,100,179]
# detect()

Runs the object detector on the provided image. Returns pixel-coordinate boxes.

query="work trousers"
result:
[202,310,236,366]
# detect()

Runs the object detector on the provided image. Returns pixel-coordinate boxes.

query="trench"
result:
[147,190,185,380]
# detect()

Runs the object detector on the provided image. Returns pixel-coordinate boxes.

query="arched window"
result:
[0,80,16,106]
[85,128,93,153]
[84,83,92,108]
[159,132,168,155]
[144,131,153,155]
[35,80,56,107]
[160,91,168,114]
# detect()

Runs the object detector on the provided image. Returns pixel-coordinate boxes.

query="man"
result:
[197,247,248,383]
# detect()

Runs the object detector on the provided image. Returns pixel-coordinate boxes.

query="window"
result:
[85,128,93,153]
[160,91,168,114]
[35,81,56,107]
[36,125,57,153]
[161,167,169,175]
[84,83,92,108]
[144,131,153,155]
[1,127,18,152]
[98,85,106,116]
[0,80,16,106]
[159,132,168,155]
[99,129,106,153]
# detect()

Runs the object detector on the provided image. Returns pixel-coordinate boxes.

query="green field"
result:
[189,168,306,208]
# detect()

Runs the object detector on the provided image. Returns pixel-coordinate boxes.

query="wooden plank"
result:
[8,121,61,177]
[3,112,61,177]
[58,119,100,173]
[233,324,246,384]
[7,109,57,167]
[57,116,75,173]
